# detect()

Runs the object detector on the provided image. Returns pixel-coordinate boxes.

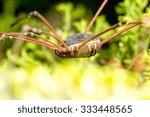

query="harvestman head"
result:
[0,0,149,58]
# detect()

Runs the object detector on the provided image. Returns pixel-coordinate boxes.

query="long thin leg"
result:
[0,33,61,50]
[97,22,142,47]
[11,11,57,36]
[10,11,68,48]
[6,32,61,49]
[21,25,67,47]
[84,0,108,33]
[78,21,142,50]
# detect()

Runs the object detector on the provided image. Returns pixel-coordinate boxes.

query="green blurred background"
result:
[0,0,150,99]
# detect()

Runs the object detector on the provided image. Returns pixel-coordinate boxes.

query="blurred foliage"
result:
[0,0,150,99]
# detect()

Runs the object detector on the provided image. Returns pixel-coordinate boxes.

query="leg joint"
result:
[0,34,13,40]
[119,20,130,26]
[28,11,40,18]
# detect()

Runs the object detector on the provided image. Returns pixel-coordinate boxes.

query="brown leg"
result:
[78,21,142,50]
[10,11,68,48]
[97,22,142,47]
[0,32,61,50]
[8,32,61,49]
[21,25,67,47]
[84,0,108,33]
[11,11,57,36]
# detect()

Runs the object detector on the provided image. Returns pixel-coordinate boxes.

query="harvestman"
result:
[0,0,149,58]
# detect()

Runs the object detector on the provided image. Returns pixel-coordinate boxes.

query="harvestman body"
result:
[55,33,101,57]
[0,0,149,58]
